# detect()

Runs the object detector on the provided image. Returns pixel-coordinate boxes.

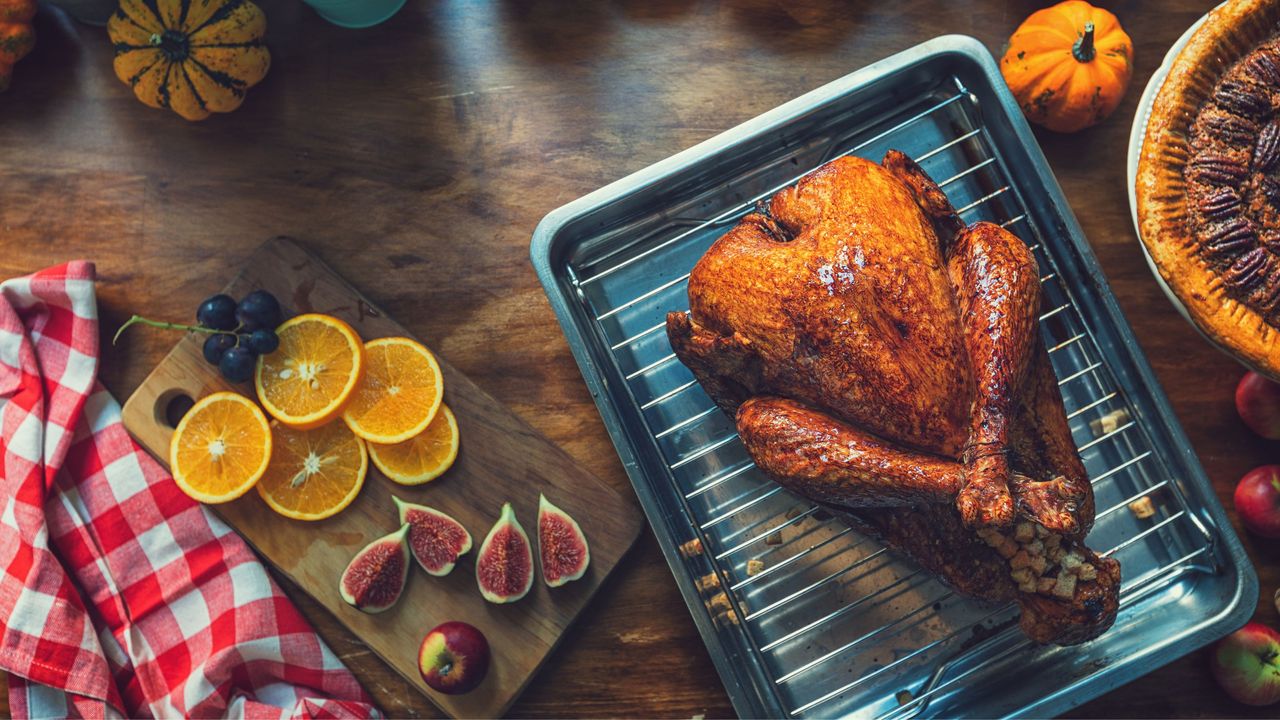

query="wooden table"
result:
[1,0,1275,716]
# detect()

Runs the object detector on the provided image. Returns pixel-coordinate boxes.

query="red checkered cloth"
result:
[0,262,381,718]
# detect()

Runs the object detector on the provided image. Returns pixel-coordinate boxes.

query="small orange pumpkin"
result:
[0,0,36,92]
[1000,0,1133,133]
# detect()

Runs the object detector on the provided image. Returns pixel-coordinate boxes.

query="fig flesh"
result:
[475,502,533,603]
[339,523,411,613]
[538,493,591,587]
[394,496,473,576]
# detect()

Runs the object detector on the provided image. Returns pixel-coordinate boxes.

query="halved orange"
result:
[368,404,460,485]
[342,337,444,444]
[256,419,368,521]
[169,392,273,504]
[255,314,365,429]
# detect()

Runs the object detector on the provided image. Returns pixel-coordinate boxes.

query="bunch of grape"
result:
[196,290,283,382]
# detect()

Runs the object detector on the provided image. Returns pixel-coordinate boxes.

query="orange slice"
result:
[255,313,365,429]
[368,404,460,485]
[169,392,272,504]
[256,419,368,521]
[342,337,444,444]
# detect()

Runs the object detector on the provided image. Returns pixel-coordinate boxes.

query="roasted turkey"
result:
[666,152,1120,645]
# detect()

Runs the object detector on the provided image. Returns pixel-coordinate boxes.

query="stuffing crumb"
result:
[1030,555,1048,575]
[696,573,720,593]
[996,538,1019,559]
[1129,496,1156,520]
[680,538,704,557]
[1061,551,1084,573]
[1014,522,1035,542]
[895,690,914,706]
[1078,563,1097,581]
[979,529,1004,547]
[1053,572,1078,599]
[746,558,765,576]
[764,531,783,546]
[785,506,804,521]
[1090,408,1131,437]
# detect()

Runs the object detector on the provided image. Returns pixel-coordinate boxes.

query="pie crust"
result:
[1136,0,1280,377]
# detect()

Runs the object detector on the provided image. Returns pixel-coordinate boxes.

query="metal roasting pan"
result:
[529,36,1256,718]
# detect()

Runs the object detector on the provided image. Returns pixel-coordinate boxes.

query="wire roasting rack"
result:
[531,36,1255,718]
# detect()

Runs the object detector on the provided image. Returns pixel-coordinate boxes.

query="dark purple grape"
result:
[219,347,257,383]
[196,294,238,330]
[202,334,237,365]
[244,329,279,355]
[235,290,282,331]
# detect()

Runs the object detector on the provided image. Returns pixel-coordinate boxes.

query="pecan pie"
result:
[1136,0,1280,376]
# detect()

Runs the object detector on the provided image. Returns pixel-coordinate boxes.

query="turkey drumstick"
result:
[946,221,1042,530]
[736,396,964,507]
[882,151,1043,530]
[739,395,1041,512]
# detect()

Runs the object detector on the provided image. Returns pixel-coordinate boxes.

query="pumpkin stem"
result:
[1073,22,1096,63]
[150,29,191,63]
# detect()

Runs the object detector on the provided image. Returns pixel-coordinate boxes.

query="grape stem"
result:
[112,315,239,346]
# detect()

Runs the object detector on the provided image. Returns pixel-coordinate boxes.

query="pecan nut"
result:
[1214,81,1270,119]
[1226,247,1269,291]
[1202,112,1259,147]
[1197,187,1242,221]
[1247,256,1280,315]
[1189,154,1248,186]
[1255,122,1280,173]
[1242,48,1280,86]
[1201,217,1257,259]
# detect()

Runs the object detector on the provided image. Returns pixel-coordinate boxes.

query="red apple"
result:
[1236,371,1280,440]
[1234,466,1280,539]
[418,621,490,695]
[1210,622,1280,706]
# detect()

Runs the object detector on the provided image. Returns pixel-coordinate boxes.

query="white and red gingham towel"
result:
[0,262,381,718]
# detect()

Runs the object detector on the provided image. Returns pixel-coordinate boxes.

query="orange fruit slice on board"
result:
[342,337,444,445]
[255,314,365,429]
[169,392,272,504]
[256,419,368,521]
[368,404,460,485]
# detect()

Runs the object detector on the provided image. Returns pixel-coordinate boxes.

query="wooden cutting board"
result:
[121,237,644,718]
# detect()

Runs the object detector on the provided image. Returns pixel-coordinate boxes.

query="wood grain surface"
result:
[1,0,1277,717]
[119,237,643,718]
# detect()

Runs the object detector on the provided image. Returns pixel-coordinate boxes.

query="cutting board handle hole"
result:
[157,390,195,429]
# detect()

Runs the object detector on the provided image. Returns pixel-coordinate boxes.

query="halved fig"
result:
[538,493,590,587]
[339,523,411,613]
[393,496,473,576]
[475,502,533,604]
